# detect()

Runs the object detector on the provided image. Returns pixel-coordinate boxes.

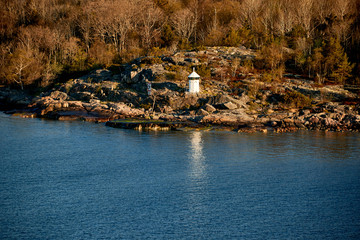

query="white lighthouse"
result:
[188,68,200,93]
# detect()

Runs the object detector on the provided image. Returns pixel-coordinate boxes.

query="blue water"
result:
[1,112,360,239]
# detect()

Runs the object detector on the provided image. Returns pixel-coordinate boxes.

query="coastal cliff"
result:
[1,47,359,132]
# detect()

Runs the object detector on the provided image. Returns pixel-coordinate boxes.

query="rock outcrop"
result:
[1,46,359,132]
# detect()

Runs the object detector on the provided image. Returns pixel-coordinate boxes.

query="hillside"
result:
[1,46,359,132]
[1,0,360,90]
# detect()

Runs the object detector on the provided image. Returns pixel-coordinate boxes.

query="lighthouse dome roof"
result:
[188,71,200,79]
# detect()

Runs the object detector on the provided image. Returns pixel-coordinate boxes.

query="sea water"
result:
[1,112,360,239]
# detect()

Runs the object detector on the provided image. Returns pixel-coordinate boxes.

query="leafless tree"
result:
[296,0,315,38]
[137,1,164,49]
[7,46,43,89]
[171,8,197,43]
[240,0,263,27]
[91,0,136,53]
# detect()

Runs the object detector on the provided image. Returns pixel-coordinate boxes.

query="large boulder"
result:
[323,117,339,127]
[69,91,95,102]
[166,92,203,110]
[122,68,153,93]
[0,88,32,108]
[196,109,209,116]
[149,64,166,77]
[152,82,180,91]
[67,101,84,109]
[201,110,253,125]
[203,103,216,113]
[222,102,238,110]
[80,69,113,83]
[50,91,68,101]
[208,93,249,109]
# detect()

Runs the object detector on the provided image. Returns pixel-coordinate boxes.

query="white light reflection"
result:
[186,131,208,215]
[189,131,206,181]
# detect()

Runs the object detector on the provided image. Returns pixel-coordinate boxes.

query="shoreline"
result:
[1,86,359,133]
[1,47,359,133]
[2,105,359,133]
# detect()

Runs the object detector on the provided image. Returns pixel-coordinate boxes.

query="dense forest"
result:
[1,0,359,90]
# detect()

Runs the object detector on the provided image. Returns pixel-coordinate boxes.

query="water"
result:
[1,112,360,239]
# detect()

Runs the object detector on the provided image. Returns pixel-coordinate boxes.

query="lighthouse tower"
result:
[188,68,200,93]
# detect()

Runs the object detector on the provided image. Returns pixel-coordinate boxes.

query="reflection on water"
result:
[188,131,206,181]
[185,131,212,225]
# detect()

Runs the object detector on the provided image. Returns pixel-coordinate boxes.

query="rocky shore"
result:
[1,47,359,132]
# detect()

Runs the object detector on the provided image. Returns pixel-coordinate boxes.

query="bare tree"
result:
[296,0,315,38]
[171,8,197,43]
[77,6,93,52]
[137,1,164,49]
[334,0,351,20]
[7,46,44,89]
[91,0,136,54]
[240,0,263,27]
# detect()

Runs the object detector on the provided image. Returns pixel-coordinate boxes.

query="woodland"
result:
[0,0,359,90]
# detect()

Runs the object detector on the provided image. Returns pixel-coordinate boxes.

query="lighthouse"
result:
[188,68,200,93]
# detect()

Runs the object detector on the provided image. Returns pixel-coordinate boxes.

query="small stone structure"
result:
[188,68,200,93]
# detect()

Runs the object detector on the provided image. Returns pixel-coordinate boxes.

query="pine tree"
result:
[224,29,241,47]
[330,54,354,84]
[161,24,176,48]
[323,38,343,78]
[324,38,353,84]
[311,47,324,83]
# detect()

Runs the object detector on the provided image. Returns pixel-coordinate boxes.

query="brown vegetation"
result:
[0,0,359,90]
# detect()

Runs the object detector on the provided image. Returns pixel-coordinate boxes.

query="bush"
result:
[240,59,254,74]
[140,57,163,65]
[283,91,312,108]
[165,72,176,80]
[246,82,262,99]
[193,64,211,78]
[148,47,168,57]
[228,80,246,95]
[260,72,273,82]
[193,45,206,51]
[165,65,183,72]
[260,66,285,82]
[224,29,242,47]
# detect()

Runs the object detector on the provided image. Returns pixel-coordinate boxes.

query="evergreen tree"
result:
[310,47,324,83]
[324,38,353,84]
[324,38,343,77]
[224,29,241,47]
[330,55,354,84]
[161,24,176,48]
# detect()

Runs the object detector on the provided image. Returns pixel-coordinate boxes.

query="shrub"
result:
[193,45,206,51]
[165,65,183,72]
[246,82,262,99]
[140,103,152,110]
[193,64,211,78]
[122,47,145,62]
[283,91,312,108]
[260,72,273,82]
[228,80,246,96]
[95,85,102,94]
[240,59,254,74]
[140,56,163,65]
[257,39,287,72]
[165,72,176,80]
[224,28,242,47]
[260,67,284,82]
[204,29,225,46]
[179,39,191,50]
[148,47,168,57]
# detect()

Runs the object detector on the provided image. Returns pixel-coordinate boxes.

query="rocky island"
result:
[1,47,359,132]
